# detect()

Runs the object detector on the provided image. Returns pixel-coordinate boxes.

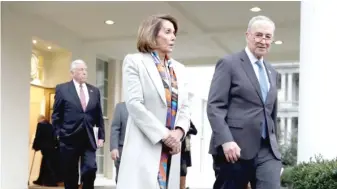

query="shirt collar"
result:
[245,46,263,65]
[73,79,86,88]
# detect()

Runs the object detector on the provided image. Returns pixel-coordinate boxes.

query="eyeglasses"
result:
[253,33,274,43]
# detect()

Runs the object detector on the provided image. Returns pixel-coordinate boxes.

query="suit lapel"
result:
[68,81,83,111]
[142,53,167,106]
[240,51,264,102]
[264,62,275,102]
[85,85,95,112]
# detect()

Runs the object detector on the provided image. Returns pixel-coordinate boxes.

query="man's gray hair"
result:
[70,59,86,71]
[247,15,275,32]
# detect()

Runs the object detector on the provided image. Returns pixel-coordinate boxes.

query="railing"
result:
[279,101,299,108]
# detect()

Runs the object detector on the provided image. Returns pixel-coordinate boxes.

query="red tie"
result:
[79,84,86,111]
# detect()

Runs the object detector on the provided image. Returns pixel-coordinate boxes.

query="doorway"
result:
[28,85,55,184]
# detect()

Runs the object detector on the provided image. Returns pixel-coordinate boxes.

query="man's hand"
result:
[97,139,104,148]
[111,149,119,161]
[222,141,241,163]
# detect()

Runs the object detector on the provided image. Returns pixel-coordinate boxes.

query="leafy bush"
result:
[281,155,337,189]
[280,134,298,166]
[281,166,294,187]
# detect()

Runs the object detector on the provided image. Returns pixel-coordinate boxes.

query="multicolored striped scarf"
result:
[151,52,178,189]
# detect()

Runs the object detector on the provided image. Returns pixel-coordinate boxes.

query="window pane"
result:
[104,80,108,97]
[96,147,104,155]
[98,86,104,92]
[97,156,104,174]
[96,59,105,86]
[103,99,108,117]
[104,62,109,79]
[100,99,104,114]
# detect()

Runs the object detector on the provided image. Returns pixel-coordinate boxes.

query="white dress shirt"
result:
[245,46,270,90]
[73,79,89,105]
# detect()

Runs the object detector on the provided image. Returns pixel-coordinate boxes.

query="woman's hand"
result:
[169,142,181,155]
[163,128,184,154]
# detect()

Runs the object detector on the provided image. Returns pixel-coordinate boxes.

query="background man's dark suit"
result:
[110,102,128,182]
[207,50,281,189]
[52,80,105,189]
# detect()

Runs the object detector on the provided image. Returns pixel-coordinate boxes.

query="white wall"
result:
[1,6,32,189]
[184,66,216,188]
[186,65,215,100]
[0,2,3,187]
[0,4,97,188]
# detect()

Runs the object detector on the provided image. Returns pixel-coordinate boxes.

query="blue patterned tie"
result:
[256,60,268,138]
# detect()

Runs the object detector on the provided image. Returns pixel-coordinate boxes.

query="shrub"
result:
[279,130,298,167]
[282,155,337,189]
[281,166,294,187]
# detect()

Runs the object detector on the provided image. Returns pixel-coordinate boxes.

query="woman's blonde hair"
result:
[137,14,178,53]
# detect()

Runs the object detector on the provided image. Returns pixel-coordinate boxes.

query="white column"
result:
[1,6,32,188]
[286,117,292,145]
[298,0,337,162]
[287,73,293,102]
[281,73,286,101]
[0,3,2,188]
[280,117,286,145]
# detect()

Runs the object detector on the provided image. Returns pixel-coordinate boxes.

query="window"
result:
[294,73,300,102]
[96,58,109,175]
[96,59,109,117]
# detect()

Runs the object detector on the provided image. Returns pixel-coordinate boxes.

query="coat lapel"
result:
[240,51,264,103]
[85,85,95,112]
[68,81,83,111]
[171,61,182,109]
[264,62,275,103]
[142,53,167,106]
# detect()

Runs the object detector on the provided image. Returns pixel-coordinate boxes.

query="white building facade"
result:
[1,1,337,188]
[273,63,299,146]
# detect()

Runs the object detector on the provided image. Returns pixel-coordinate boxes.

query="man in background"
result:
[110,102,128,183]
[52,59,105,189]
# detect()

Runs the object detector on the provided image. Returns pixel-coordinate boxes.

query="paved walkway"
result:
[29,186,210,189]
[29,187,117,189]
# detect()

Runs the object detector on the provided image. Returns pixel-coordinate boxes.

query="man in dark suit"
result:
[110,102,128,183]
[207,15,281,189]
[52,59,105,189]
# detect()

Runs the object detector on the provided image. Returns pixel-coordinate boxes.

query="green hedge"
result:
[281,155,337,189]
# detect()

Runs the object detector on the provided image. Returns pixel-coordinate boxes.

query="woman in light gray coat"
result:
[116,14,190,189]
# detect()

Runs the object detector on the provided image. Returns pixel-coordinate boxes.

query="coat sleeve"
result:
[207,58,234,148]
[122,54,169,145]
[95,88,105,141]
[52,84,64,137]
[110,103,121,151]
[173,62,190,138]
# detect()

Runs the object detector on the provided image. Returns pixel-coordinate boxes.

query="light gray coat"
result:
[116,53,190,189]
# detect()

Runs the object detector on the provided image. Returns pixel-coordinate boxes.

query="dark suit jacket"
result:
[207,50,281,160]
[33,120,57,151]
[52,80,105,149]
[110,102,128,152]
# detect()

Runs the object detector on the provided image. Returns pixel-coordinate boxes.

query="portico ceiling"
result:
[7,1,300,63]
